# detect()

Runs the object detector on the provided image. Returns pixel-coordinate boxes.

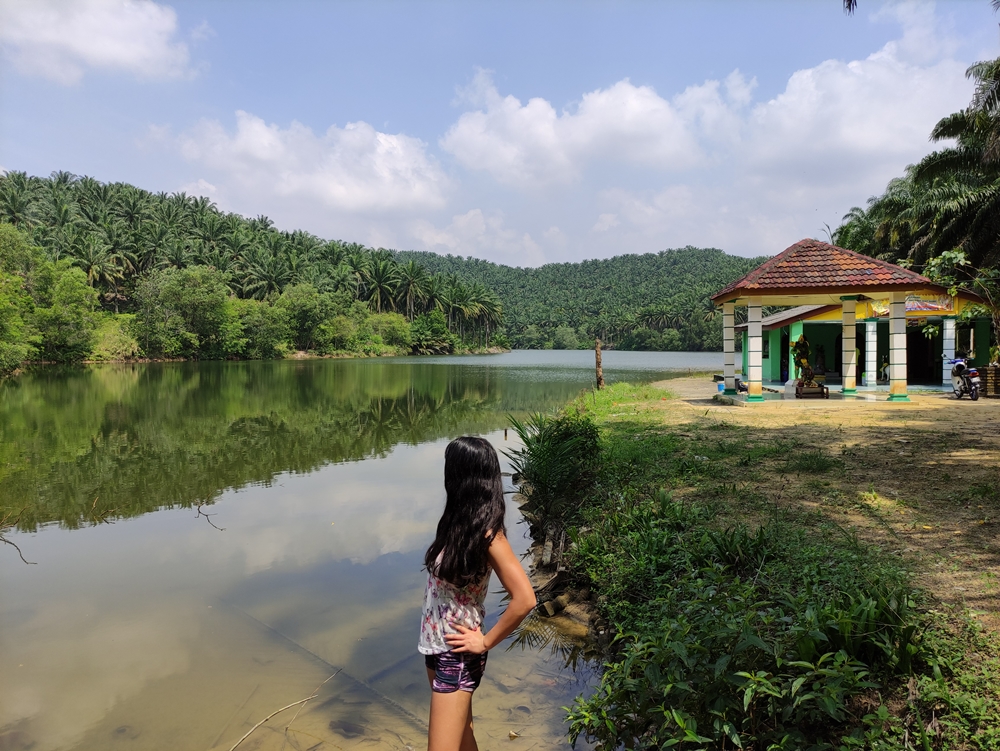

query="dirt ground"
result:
[649,377,1000,634]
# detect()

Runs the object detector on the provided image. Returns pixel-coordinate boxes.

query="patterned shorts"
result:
[425,650,488,693]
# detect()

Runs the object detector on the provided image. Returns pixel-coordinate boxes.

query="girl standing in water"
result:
[419,436,537,751]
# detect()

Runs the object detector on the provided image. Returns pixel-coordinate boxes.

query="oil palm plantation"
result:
[365,257,401,313]
[396,260,429,321]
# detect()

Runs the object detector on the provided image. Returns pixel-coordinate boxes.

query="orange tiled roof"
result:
[712,239,933,301]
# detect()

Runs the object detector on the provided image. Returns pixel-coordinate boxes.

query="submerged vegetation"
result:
[511,383,1000,749]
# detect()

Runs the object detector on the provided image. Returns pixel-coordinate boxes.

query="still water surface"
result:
[1,351,719,751]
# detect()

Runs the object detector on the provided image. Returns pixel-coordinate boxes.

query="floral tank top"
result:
[418,557,492,655]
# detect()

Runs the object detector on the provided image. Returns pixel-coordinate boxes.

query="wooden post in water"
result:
[595,338,604,390]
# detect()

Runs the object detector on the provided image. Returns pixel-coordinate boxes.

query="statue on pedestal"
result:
[793,335,816,387]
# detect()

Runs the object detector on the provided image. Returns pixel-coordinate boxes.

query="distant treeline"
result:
[0,170,763,374]
[398,248,765,351]
[0,172,504,375]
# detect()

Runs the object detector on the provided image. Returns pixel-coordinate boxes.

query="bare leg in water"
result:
[427,667,477,751]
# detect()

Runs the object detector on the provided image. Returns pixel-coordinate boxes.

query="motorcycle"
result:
[950,357,981,400]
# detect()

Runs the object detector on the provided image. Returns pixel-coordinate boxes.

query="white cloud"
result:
[176,110,449,215]
[441,69,716,187]
[144,2,976,263]
[741,47,966,190]
[592,213,619,233]
[410,209,545,267]
[189,20,215,43]
[385,8,972,262]
[0,0,193,84]
[433,4,973,259]
[543,225,567,248]
[177,177,217,198]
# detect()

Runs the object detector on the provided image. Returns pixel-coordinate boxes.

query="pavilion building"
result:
[711,239,986,401]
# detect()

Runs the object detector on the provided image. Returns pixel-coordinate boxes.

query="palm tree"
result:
[0,171,36,228]
[249,215,274,233]
[423,274,450,317]
[472,285,502,346]
[637,304,677,332]
[345,250,370,299]
[72,234,125,308]
[241,244,291,299]
[911,111,1000,269]
[158,239,192,270]
[321,240,348,268]
[118,187,150,231]
[365,257,400,313]
[396,260,429,321]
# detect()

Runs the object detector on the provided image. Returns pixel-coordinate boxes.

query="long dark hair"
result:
[424,436,507,587]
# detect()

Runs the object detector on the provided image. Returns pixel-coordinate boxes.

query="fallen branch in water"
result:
[230,669,342,751]
[0,509,35,565]
[196,502,225,531]
[88,496,119,525]
[227,696,316,751]
[285,669,341,733]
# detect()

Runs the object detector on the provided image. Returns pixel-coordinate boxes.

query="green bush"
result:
[506,412,600,526]
[233,298,291,359]
[566,495,927,750]
[618,326,683,351]
[0,271,33,374]
[89,314,141,361]
[33,265,99,363]
[370,312,411,348]
[552,324,580,350]
[315,314,356,353]
[410,310,453,354]
[131,267,239,359]
[274,283,348,351]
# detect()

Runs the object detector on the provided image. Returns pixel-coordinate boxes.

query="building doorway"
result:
[906,328,939,384]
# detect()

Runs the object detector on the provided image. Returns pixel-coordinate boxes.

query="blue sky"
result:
[1,1,996,266]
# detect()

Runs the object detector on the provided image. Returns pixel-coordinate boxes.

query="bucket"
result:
[717,382,725,393]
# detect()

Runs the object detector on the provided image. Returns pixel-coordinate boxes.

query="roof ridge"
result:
[712,239,933,301]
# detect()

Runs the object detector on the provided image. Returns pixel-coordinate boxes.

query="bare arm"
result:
[445,532,537,653]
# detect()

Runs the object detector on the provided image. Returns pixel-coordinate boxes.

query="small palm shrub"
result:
[506,412,599,529]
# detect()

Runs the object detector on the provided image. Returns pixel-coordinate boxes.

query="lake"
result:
[0,350,720,751]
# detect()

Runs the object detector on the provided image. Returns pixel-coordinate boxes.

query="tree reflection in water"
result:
[0,359,589,531]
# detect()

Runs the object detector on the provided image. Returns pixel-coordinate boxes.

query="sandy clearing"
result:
[647,377,1000,632]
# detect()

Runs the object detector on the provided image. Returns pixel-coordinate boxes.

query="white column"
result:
[888,291,909,401]
[941,317,956,386]
[723,301,736,394]
[747,297,764,401]
[865,320,878,387]
[841,298,857,395]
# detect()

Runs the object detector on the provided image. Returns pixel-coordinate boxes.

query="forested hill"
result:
[397,248,765,351]
[0,170,765,368]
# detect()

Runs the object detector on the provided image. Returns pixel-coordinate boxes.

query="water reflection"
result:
[1,360,590,530]
[1,354,710,750]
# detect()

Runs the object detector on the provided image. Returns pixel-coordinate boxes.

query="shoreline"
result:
[11,346,514,370]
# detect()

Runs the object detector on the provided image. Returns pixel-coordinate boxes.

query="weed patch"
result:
[786,449,844,474]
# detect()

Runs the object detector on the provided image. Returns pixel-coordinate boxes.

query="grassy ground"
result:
[557,379,1000,750]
